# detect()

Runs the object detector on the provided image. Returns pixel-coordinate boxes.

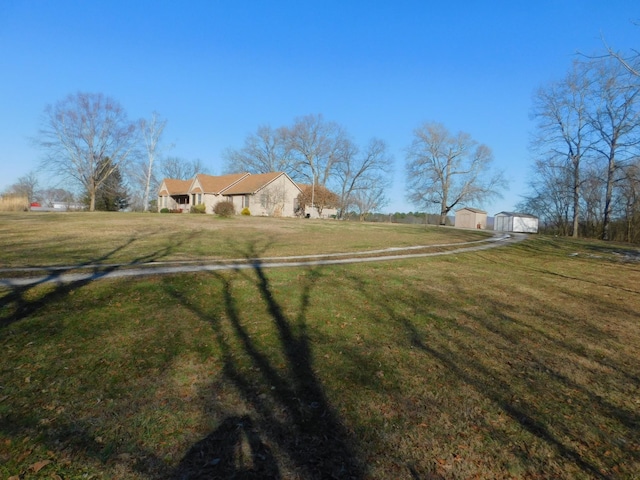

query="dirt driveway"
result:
[0,233,526,288]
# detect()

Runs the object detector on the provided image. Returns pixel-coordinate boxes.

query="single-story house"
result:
[158,172,303,217]
[189,173,250,213]
[494,212,539,233]
[221,172,302,217]
[455,207,487,229]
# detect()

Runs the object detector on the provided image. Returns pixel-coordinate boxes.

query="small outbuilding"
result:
[455,207,487,229]
[494,212,539,233]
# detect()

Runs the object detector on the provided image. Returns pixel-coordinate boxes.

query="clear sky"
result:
[1,0,638,214]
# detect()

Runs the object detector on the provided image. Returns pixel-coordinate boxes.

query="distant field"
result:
[1,212,639,479]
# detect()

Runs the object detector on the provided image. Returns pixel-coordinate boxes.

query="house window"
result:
[197,193,202,204]
[244,195,250,208]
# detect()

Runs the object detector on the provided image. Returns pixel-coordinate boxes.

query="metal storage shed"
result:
[455,207,487,229]
[494,212,539,233]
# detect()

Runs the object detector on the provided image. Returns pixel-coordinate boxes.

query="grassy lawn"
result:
[1,212,639,479]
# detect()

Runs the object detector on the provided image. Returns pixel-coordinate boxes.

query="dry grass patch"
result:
[0,195,28,212]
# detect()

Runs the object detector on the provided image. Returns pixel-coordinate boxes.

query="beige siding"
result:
[204,193,224,214]
[455,209,487,229]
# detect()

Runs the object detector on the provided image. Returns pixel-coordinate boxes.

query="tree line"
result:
[4,92,507,219]
[522,50,640,242]
[5,36,639,235]
[3,93,210,212]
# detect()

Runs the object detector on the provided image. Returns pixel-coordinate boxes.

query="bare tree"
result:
[137,112,167,211]
[405,122,506,225]
[350,182,389,221]
[619,160,640,242]
[334,137,392,219]
[3,171,39,203]
[38,187,75,207]
[518,158,574,235]
[587,59,640,240]
[530,61,594,237]
[36,92,139,211]
[223,125,292,174]
[284,114,349,187]
[602,28,640,78]
[580,166,606,237]
[160,156,210,180]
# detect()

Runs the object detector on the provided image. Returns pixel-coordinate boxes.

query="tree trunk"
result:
[142,166,152,212]
[439,207,448,226]
[571,157,580,237]
[602,155,616,240]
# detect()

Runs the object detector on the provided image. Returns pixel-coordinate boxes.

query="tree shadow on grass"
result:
[340,265,638,479]
[168,242,365,479]
[0,234,187,477]
[0,234,179,329]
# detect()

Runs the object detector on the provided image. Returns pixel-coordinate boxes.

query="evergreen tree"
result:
[88,157,130,211]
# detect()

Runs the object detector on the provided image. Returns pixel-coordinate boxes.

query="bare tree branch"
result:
[405,122,506,224]
[36,92,139,211]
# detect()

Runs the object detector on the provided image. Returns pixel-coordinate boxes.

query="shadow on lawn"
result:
[341,263,639,479]
[168,243,364,480]
[0,233,177,329]
[0,234,194,478]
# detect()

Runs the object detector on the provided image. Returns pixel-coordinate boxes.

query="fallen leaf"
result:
[30,459,51,473]
[16,449,33,463]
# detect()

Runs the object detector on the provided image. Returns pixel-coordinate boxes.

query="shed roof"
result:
[456,207,487,214]
[495,211,538,219]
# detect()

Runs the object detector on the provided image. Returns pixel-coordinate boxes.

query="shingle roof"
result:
[195,173,249,194]
[159,179,192,195]
[159,172,300,196]
[222,172,284,195]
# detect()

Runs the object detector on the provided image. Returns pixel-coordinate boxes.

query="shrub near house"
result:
[213,201,235,217]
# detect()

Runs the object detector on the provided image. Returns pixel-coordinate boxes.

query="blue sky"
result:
[1,0,638,214]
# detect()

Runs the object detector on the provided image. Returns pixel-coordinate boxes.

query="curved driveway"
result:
[0,233,526,288]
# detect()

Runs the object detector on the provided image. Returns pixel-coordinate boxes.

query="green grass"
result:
[1,213,639,479]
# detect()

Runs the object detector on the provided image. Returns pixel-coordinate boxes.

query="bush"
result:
[160,208,170,213]
[213,201,235,217]
[241,207,251,216]
[190,203,206,214]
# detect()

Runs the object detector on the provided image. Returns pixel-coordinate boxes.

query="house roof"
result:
[222,172,295,195]
[159,179,192,195]
[159,172,302,196]
[456,207,487,214]
[193,173,249,194]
